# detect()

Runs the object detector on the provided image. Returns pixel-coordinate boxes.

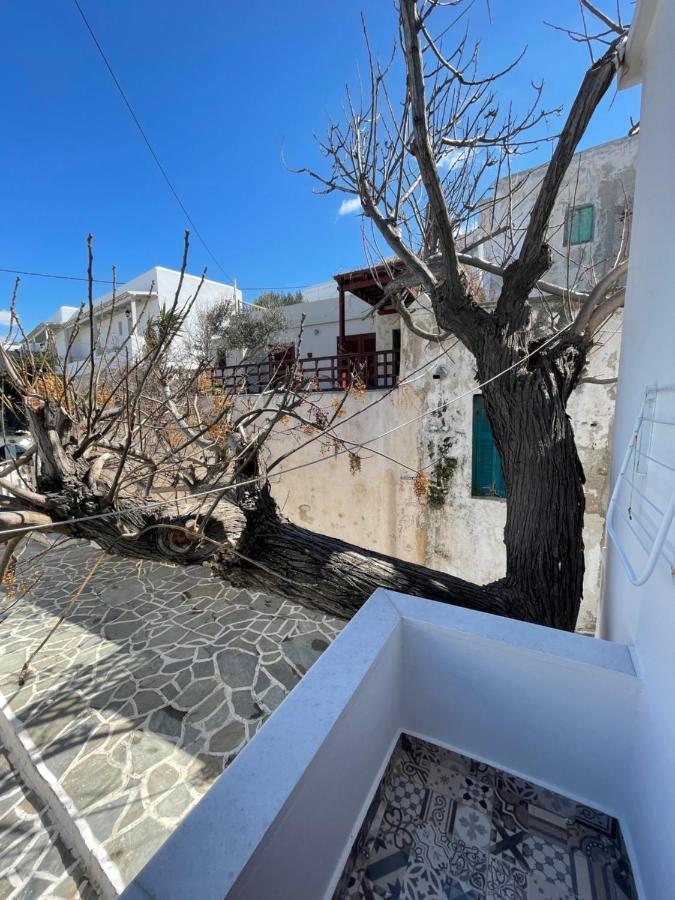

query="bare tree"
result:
[0,2,630,633]
[1,233,494,626]
[297,0,630,629]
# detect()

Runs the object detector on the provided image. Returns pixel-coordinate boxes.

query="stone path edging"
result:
[0,683,123,899]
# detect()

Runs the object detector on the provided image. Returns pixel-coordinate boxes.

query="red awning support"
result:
[338,283,346,353]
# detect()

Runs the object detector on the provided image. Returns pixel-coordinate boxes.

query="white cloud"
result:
[0,310,12,327]
[337,197,363,217]
[438,148,469,172]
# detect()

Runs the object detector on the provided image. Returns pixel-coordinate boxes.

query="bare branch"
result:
[393,295,452,342]
[572,259,628,337]
[580,0,624,35]
[578,375,617,385]
[161,380,215,450]
[385,252,589,305]
[498,36,626,321]
[582,287,625,338]
[0,536,22,584]
[400,0,466,298]
[0,511,54,541]
[0,479,47,508]
[0,446,36,479]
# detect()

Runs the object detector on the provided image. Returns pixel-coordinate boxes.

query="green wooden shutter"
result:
[569,204,594,244]
[472,396,506,498]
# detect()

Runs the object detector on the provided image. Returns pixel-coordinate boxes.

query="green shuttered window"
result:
[564,204,594,245]
[472,396,506,499]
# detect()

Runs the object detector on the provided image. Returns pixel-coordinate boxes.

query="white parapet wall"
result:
[121,591,643,900]
[0,685,124,898]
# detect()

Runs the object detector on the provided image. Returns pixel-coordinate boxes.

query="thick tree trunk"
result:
[479,346,587,630]
[40,486,512,622]
[211,490,511,620]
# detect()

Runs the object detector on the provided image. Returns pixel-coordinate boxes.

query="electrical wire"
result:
[0,266,314,294]
[0,268,114,285]
[70,0,232,283]
[1,320,574,539]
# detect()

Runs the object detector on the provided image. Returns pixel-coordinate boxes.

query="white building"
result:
[27,267,241,370]
[274,277,400,368]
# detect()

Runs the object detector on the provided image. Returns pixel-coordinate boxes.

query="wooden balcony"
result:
[209,349,399,394]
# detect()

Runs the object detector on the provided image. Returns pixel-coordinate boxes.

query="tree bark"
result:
[33,483,512,623]
[211,489,511,620]
[478,340,588,630]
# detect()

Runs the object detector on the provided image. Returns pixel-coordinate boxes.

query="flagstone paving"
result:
[0,749,96,899]
[0,537,343,890]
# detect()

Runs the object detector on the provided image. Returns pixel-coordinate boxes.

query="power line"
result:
[0,320,574,539]
[0,267,313,293]
[0,267,113,285]
[70,0,232,283]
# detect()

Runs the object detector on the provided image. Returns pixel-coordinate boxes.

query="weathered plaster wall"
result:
[404,296,621,631]
[481,134,638,301]
[264,293,620,631]
[264,381,427,564]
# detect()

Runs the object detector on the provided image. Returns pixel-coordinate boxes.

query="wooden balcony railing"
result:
[209,349,399,394]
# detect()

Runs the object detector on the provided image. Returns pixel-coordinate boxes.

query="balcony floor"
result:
[335,734,636,900]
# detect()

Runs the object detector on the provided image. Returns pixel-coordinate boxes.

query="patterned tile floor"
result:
[0,537,343,891]
[335,734,637,900]
[0,750,96,899]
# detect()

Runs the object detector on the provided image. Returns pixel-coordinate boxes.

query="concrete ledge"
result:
[123,590,401,900]
[386,589,637,676]
[0,685,124,899]
[121,590,643,900]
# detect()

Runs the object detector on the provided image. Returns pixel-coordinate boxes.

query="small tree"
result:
[254,291,303,309]
[187,299,290,367]
[218,305,288,359]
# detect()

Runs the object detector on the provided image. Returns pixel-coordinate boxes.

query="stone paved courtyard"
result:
[0,750,95,899]
[0,537,344,894]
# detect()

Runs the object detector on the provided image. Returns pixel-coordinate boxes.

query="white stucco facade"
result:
[599,1,675,895]
[274,289,399,361]
[28,267,241,368]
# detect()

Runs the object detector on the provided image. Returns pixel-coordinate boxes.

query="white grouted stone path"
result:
[0,749,95,899]
[0,537,343,893]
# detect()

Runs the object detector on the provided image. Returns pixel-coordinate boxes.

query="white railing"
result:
[607,384,675,586]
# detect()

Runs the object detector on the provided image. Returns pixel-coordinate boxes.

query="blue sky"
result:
[1,1,639,333]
